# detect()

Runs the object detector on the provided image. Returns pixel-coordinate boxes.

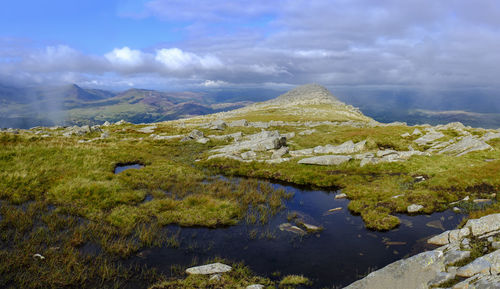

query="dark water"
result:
[114,163,144,174]
[130,181,463,288]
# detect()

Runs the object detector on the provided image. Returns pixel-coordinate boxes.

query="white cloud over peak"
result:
[105,47,144,67]
[155,48,222,70]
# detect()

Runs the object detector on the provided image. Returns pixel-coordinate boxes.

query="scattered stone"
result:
[115,119,129,125]
[33,253,45,260]
[210,130,286,154]
[335,193,347,199]
[209,274,221,282]
[209,120,227,130]
[185,263,232,275]
[299,129,316,136]
[241,151,257,160]
[102,121,111,126]
[473,198,492,203]
[279,223,306,235]
[272,146,289,159]
[493,241,500,250]
[298,155,352,166]
[328,207,342,212]
[136,125,156,134]
[414,131,445,145]
[196,137,209,144]
[301,223,322,232]
[228,119,248,127]
[414,176,426,182]
[407,204,424,213]
[481,132,500,142]
[412,128,422,136]
[401,132,410,138]
[453,207,461,213]
[246,285,264,289]
[289,148,314,157]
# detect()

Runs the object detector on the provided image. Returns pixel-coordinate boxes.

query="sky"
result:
[1,0,500,92]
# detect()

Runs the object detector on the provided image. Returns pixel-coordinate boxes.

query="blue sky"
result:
[1,0,500,92]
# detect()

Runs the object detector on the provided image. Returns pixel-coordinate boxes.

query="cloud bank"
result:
[1,0,500,92]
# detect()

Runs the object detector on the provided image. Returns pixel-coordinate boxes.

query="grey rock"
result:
[196,137,209,144]
[136,125,156,134]
[279,223,306,235]
[210,130,286,154]
[209,274,221,282]
[241,151,257,160]
[246,285,264,289]
[492,241,500,250]
[401,132,411,138]
[412,128,423,136]
[185,263,232,275]
[449,228,470,243]
[407,204,424,213]
[313,140,366,154]
[228,119,248,127]
[439,136,492,156]
[115,119,129,125]
[444,250,470,265]
[209,120,227,130]
[481,132,500,142]
[428,231,450,246]
[335,193,347,199]
[102,121,111,126]
[376,149,397,157]
[272,146,289,159]
[344,251,445,289]
[415,131,445,145]
[298,129,316,136]
[188,129,204,140]
[427,271,456,287]
[465,213,500,236]
[456,258,492,277]
[289,148,314,157]
[298,155,352,166]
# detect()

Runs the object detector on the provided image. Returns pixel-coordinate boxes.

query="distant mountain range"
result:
[0,83,278,129]
[1,82,500,129]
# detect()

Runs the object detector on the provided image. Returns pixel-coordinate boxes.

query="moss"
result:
[279,275,312,287]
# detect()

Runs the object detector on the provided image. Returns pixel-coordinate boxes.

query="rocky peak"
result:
[273,83,339,105]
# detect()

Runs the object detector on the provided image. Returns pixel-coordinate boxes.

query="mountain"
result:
[0,83,253,128]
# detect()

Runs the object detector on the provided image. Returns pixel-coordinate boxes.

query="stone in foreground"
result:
[407,204,424,213]
[185,263,232,275]
[298,155,352,166]
[344,251,445,289]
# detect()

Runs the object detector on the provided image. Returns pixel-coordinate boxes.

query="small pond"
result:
[129,179,463,288]
[114,163,144,174]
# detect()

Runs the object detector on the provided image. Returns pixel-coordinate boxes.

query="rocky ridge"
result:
[345,213,500,289]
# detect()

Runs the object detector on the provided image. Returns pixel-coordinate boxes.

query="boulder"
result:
[228,119,248,127]
[481,132,500,142]
[464,213,500,236]
[344,251,445,289]
[185,263,232,275]
[335,193,347,199]
[272,146,289,159]
[438,136,492,156]
[414,131,445,145]
[298,129,316,136]
[407,204,424,213]
[412,128,422,136]
[279,223,306,235]
[289,148,314,157]
[115,119,129,125]
[428,231,450,246]
[313,140,366,154]
[102,121,111,126]
[298,155,352,166]
[210,130,286,154]
[209,120,227,130]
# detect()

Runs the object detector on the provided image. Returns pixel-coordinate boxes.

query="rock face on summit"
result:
[271,83,339,105]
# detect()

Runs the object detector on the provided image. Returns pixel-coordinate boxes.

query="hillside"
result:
[0,83,251,128]
[1,84,500,289]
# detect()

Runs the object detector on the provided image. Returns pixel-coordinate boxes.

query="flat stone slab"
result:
[185,263,232,275]
[465,213,500,236]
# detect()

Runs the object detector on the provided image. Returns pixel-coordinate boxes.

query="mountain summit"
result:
[271,83,339,105]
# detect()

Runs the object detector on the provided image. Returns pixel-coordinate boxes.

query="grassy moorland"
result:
[0,124,293,288]
[1,88,500,287]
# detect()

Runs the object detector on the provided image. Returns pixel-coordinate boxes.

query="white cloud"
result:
[105,47,144,66]
[155,48,222,70]
[202,80,228,87]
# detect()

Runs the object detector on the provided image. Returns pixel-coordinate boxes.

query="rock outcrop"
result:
[346,213,500,289]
